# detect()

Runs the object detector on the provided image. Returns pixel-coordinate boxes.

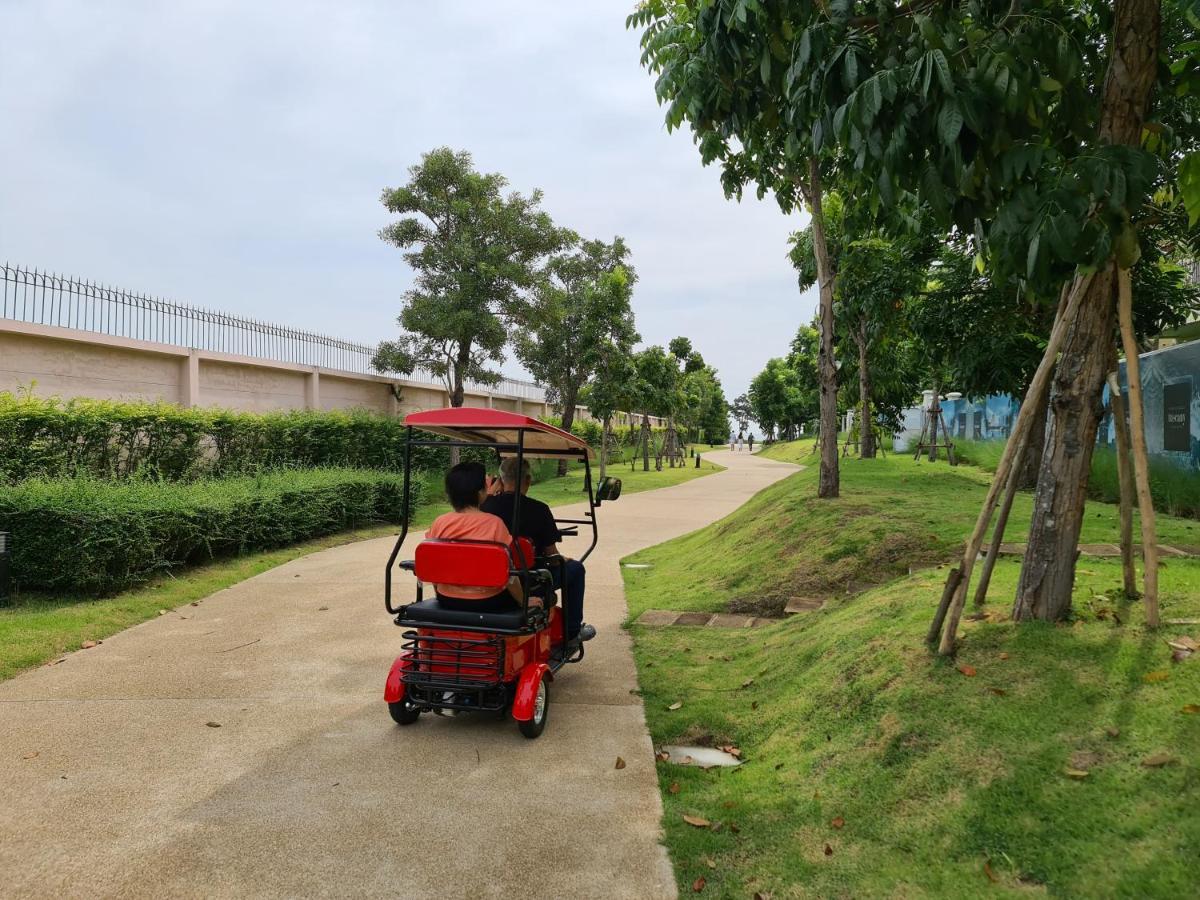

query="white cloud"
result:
[0,0,816,398]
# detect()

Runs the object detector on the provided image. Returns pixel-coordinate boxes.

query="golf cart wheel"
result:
[389,699,421,726]
[517,679,549,739]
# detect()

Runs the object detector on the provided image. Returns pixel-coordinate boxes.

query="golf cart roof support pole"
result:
[513,429,531,618]
[580,452,599,563]
[384,425,414,615]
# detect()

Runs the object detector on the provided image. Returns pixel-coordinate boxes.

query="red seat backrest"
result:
[414,540,511,589]
[512,537,535,568]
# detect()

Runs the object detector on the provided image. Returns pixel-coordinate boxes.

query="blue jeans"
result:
[550,558,586,639]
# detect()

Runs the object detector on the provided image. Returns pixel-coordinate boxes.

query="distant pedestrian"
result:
[737,431,744,452]
[729,433,735,452]
[748,433,755,452]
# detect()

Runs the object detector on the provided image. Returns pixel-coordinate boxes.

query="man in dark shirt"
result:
[482,457,594,644]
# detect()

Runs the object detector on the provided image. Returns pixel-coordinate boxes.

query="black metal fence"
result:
[0,264,545,401]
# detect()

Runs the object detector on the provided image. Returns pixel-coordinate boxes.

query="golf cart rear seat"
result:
[396,539,551,631]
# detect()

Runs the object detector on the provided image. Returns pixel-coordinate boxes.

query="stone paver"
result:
[0,447,796,899]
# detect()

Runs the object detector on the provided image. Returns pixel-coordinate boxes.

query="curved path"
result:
[0,449,796,899]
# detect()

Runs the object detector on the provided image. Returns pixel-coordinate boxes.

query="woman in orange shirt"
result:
[426,461,534,613]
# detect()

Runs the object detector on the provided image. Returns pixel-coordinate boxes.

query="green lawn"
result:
[623,454,1200,898]
[527,455,724,507]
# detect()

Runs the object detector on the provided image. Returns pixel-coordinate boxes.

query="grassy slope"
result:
[624,452,1200,898]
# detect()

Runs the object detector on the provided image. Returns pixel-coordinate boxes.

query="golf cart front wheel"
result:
[517,679,548,739]
[389,699,421,726]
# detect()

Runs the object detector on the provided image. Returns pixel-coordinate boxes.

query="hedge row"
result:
[0,393,473,482]
[0,468,419,594]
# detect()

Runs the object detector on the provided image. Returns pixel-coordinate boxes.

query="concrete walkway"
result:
[0,448,796,899]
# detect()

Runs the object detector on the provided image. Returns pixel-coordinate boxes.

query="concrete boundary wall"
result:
[0,319,550,418]
[0,318,665,427]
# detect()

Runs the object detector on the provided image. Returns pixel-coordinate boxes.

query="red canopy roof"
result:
[404,407,594,460]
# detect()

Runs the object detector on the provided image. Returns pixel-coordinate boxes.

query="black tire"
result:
[389,699,421,726]
[517,679,549,739]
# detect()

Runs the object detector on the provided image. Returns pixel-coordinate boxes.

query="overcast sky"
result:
[0,0,816,401]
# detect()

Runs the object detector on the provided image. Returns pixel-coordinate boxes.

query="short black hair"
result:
[445,461,486,511]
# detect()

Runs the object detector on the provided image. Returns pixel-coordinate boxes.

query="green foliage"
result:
[373,147,570,403]
[0,469,416,595]
[512,236,640,425]
[0,392,470,482]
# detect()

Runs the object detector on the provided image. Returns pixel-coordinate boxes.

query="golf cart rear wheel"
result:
[389,699,421,726]
[517,679,548,739]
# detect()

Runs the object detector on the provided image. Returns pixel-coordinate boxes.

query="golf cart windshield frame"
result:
[383,411,600,616]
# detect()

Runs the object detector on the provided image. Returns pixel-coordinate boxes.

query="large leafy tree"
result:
[513,236,639,473]
[634,0,1192,627]
[372,147,568,406]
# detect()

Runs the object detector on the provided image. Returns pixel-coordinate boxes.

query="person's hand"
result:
[485,474,503,496]
[527,596,544,609]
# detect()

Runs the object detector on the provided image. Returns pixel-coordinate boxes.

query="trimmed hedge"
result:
[0,392,477,482]
[0,469,418,594]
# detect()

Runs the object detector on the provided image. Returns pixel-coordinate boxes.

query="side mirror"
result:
[596,476,622,504]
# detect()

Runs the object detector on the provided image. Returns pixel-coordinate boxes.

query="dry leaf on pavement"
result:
[615,757,626,770]
[205,721,222,728]
[80,640,98,649]
[22,751,38,760]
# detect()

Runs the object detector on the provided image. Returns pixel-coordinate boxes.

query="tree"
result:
[373,147,568,408]
[629,346,681,471]
[513,236,638,475]
[631,3,846,498]
[730,393,752,436]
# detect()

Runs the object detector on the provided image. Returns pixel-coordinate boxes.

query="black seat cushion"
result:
[398,599,529,631]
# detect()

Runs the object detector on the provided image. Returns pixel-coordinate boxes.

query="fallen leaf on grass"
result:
[692,877,706,893]
[683,815,711,828]
[1182,704,1200,714]
[823,843,834,857]
[704,857,717,870]
[669,782,681,794]
[1064,768,1090,779]
[998,652,1010,660]
[753,893,774,900]
[1142,670,1170,683]
[1167,636,1199,652]
[751,701,759,710]
[1141,753,1177,768]
[729,823,740,834]
[957,665,977,677]
[1105,726,1120,738]
[80,640,98,649]
[741,678,754,689]
[615,757,626,770]
[988,687,1007,697]
[22,751,38,760]
[831,816,845,829]
[668,701,683,711]
[984,860,998,883]
[157,610,168,616]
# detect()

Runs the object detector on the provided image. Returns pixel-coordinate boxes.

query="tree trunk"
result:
[805,160,839,498]
[641,415,651,472]
[928,381,940,462]
[1015,385,1050,489]
[600,416,612,480]
[857,328,875,459]
[1106,370,1139,599]
[1117,267,1160,626]
[557,386,579,477]
[1015,0,1160,621]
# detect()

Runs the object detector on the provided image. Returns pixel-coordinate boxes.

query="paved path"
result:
[0,448,796,899]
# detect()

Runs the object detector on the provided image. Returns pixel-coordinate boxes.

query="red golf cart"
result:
[382,407,621,738]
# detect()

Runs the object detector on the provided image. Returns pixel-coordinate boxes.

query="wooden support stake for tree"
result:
[1116,267,1159,627]
[935,273,1094,656]
[973,464,1020,611]
[1106,370,1139,599]
[926,567,962,646]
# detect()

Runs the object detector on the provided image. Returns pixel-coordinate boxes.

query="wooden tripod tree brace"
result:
[1116,267,1159,627]
[1106,370,1139,599]
[973,464,1020,611]
[934,273,1094,655]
